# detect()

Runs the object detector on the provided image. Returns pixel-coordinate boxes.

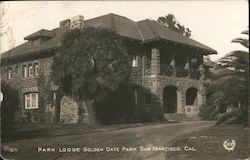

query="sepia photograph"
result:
[0,1,249,160]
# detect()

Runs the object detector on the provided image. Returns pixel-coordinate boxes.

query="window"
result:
[34,63,39,76]
[23,65,27,77]
[15,65,19,74]
[191,58,198,64]
[28,65,33,76]
[8,68,13,79]
[33,39,41,46]
[146,55,151,69]
[132,56,138,67]
[24,93,38,109]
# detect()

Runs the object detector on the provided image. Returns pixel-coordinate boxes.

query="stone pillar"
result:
[177,83,184,113]
[151,48,160,75]
[197,91,202,106]
[198,85,206,106]
[184,55,191,78]
[201,86,206,106]
[142,55,147,76]
[176,90,183,113]
[149,78,163,120]
[170,52,176,76]
[199,64,205,81]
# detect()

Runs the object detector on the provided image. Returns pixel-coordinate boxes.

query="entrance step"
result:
[164,113,195,122]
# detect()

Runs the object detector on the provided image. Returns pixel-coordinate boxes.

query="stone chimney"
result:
[70,15,84,29]
[60,19,70,27]
[59,15,84,29]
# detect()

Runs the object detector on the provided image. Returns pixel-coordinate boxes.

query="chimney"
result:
[70,15,84,29]
[60,19,70,28]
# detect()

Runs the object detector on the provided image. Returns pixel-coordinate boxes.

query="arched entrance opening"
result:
[163,86,177,113]
[186,87,198,105]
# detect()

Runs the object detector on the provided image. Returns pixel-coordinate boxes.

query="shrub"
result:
[1,81,19,138]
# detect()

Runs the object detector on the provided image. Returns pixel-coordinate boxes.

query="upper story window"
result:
[23,63,39,77]
[8,68,13,80]
[191,57,198,64]
[146,55,151,69]
[15,65,19,74]
[24,92,38,109]
[28,64,33,76]
[132,56,138,67]
[23,65,27,77]
[34,63,39,76]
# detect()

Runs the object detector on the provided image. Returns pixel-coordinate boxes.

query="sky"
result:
[0,1,248,61]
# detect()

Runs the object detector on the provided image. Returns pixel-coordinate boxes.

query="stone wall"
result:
[184,105,200,119]
[141,75,205,118]
[60,96,79,123]
[1,55,55,122]
[0,45,208,123]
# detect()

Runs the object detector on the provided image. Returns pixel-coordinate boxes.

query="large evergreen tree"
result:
[206,29,249,126]
[51,27,130,125]
[157,14,191,37]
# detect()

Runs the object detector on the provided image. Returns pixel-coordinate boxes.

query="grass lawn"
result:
[165,124,250,160]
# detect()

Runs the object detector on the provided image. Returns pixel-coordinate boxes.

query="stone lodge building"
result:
[0,13,217,123]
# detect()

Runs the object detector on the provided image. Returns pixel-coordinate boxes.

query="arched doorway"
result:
[186,87,198,105]
[163,86,177,113]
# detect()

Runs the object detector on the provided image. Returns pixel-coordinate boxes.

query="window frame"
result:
[34,63,39,76]
[8,68,13,80]
[23,65,28,77]
[15,65,19,74]
[24,92,38,109]
[28,64,33,77]
[191,57,198,64]
[132,55,138,67]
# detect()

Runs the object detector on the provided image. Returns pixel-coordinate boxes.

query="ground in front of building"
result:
[165,124,250,160]
[3,121,248,160]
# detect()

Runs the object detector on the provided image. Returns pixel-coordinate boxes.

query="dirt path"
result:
[1,121,214,160]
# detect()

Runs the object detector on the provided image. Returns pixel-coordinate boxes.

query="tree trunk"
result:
[248,97,250,127]
[85,100,97,126]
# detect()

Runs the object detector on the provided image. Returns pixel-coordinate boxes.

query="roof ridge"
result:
[84,13,136,23]
[109,13,136,22]
[84,13,112,22]
[110,13,115,30]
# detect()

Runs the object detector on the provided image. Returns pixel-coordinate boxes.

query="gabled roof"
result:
[24,29,55,40]
[1,27,68,60]
[1,13,217,60]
